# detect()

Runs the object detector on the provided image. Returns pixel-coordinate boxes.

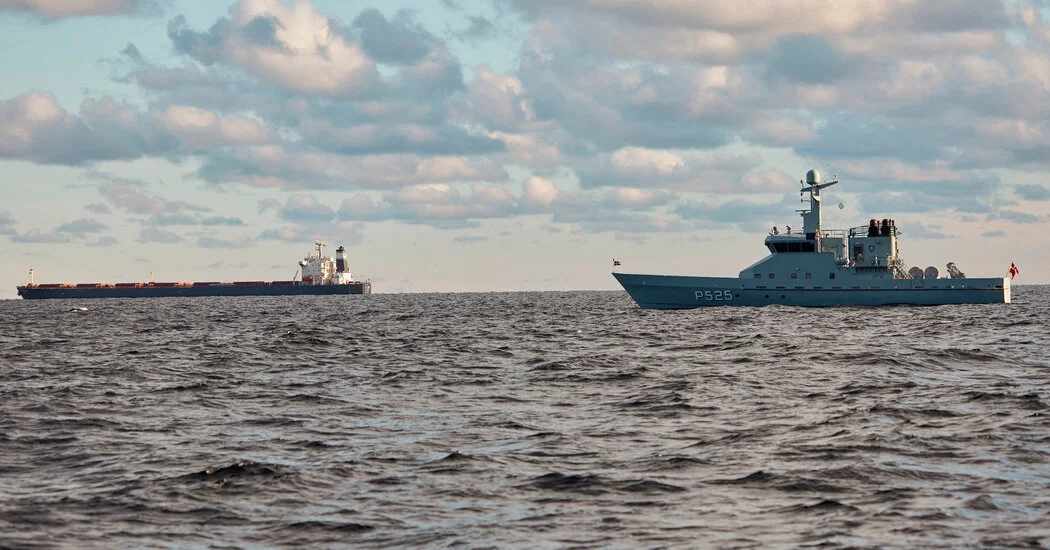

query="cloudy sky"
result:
[2,0,1049,298]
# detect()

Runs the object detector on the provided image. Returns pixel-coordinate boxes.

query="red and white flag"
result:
[613,259,621,267]
[1008,262,1019,279]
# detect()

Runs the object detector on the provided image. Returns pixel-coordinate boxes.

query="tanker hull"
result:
[17,282,371,300]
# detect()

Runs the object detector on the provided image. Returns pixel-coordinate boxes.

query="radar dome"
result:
[806,169,821,185]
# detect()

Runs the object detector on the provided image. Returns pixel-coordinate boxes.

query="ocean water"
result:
[1,287,1049,549]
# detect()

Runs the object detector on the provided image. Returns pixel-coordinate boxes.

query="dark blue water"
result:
[1,288,1049,548]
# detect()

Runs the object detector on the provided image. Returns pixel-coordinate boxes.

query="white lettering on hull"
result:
[695,290,734,301]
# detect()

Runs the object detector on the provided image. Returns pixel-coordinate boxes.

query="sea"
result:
[1,287,1048,549]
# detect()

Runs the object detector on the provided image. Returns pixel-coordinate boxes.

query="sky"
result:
[2,0,1050,298]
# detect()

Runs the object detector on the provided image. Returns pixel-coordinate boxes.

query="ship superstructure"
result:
[614,170,1009,308]
[17,239,372,300]
[298,239,356,285]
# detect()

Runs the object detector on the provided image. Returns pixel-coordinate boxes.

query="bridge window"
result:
[754,273,761,279]
[770,241,817,253]
[829,273,836,279]
[805,273,812,279]
[791,273,797,279]
[768,273,775,279]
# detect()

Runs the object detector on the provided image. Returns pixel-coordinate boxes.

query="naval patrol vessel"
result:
[614,170,1010,308]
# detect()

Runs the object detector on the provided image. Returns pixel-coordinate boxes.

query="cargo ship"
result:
[17,239,371,300]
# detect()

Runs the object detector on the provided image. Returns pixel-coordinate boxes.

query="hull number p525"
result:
[695,290,733,301]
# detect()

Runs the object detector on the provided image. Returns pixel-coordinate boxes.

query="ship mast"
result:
[799,169,838,239]
[28,267,34,286]
[314,237,326,259]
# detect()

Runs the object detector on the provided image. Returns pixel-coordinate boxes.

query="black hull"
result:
[17,283,371,300]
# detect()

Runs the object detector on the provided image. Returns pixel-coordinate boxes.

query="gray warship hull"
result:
[614,273,1009,309]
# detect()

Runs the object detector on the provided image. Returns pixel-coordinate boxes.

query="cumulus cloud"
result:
[167,0,378,96]
[258,222,364,246]
[900,221,953,239]
[9,230,73,243]
[451,16,498,43]
[279,194,336,222]
[96,179,208,216]
[609,147,686,176]
[469,66,543,132]
[0,92,276,164]
[574,149,794,193]
[196,235,251,248]
[55,218,108,237]
[352,8,433,65]
[452,235,487,244]
[0,0,168,19]
[152,104,270,151]
[7,0,1050,245]
[987,209,1044,223]
[87,236,119,247]
[521,176,558,210]
[5,216,112,244]
[201,216,245,226]
[0,92,165,164]
[0,212,17,235]
[197,147,507,190]
[763,34,858,85]
[300,119,502,156]
[137,226,182,243]
[600,188,674,210]
[84,203,112,214]
[1015,183,1050,200]
[381,183,517,224]
[675,197,788,228]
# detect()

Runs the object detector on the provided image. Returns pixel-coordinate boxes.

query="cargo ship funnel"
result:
[336,246,348,273]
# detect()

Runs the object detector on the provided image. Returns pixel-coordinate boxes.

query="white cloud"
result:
[746,118,817,147]
[521,176,558,209]
[0,92,273,164]
[610,147,685,176]
[136,226,183,243]
[0,0,165,18]
[469,66,540,131]
[153,104,269,151]
[278,194,335,221]
[197,147,508,190]
[168,0,377,96]
[602,187,673,209]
